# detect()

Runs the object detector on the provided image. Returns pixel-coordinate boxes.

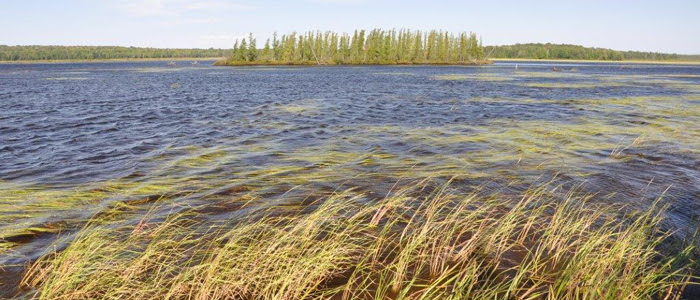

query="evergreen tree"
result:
[231,41,239,60]
[247,33,257,62]
[262,39,271,61]
[238,39,248,61]
[218,29,494,65]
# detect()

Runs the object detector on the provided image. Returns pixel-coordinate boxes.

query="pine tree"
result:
[221,29,488,65]
[247,33,257,62]
[238,39,248,61]
[231,40,239,60]
[412,32,423,63]
[272,32,280,61]
[262,39,271,61]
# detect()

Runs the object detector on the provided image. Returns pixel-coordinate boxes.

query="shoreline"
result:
[213,60,494,67]
[0,57,225,64]
[2,57,699,66]
[490,57,700,65]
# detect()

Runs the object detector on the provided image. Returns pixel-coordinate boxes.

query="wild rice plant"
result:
[22,180,696,300]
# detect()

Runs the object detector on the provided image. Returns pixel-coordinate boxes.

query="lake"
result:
[1,60,699,296]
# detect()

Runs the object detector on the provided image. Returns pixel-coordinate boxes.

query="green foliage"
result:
[220,29,487,65]
[246,33,257,62]
[485,43,700,61]
[0,45,228,61]
[22,181,695,300]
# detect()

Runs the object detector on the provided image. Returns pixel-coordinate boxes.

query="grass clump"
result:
[432,74,511,81]
[21,180,695,300]
[520,82,626,89]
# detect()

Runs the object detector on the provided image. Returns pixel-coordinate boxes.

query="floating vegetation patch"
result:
[44,77,90,81]
[232,67,304,71]
[432,73,512,81]
[133,67,193,73]
[372,72,415,76]
[659,81,700,93]
[520,81,626,88]
[512,71,585,78]
[659,74,700,78]
[273,98,326,115]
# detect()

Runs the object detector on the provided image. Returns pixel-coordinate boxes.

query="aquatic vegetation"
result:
[2,62,700,298]
[661,74,700,78]
[520,82,626,88]
[232,67,305,71]
[20,181,695,300]
[0,180,193,245]
[373,72,415,76]
[512,71,585,78]
[43,77,90,81]
[133,67,193,73]
[432,74,512,81]
[273,99,325,115]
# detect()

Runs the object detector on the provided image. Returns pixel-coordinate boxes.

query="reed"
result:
[21,180,696,300]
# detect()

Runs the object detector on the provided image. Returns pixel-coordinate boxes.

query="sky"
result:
[0,0,699,54]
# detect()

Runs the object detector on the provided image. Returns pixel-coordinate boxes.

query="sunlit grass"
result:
[21,180,696,300]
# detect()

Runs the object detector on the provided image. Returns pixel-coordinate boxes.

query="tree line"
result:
[485,43,699,61]
[220,29,487,65]
[6,41,694,63]
[0,45,228,61]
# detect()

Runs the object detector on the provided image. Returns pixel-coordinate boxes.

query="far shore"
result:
[0,57,225,64]
[490,58,700,65]
[2,57,699,66]
[213,60,494,67]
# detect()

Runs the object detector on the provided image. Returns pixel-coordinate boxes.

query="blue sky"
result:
[1,0,698,54]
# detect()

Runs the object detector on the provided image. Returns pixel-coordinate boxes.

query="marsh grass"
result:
[3,89,700,298]
[7,91,692,250]
[272,99,327,115]
[432,74,512,81]
[21,180,696,300]
[520,82,627,89]
[511,71,585,79]
[43,77,90,81]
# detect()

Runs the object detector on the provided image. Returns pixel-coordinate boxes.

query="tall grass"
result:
[22,180,695,299]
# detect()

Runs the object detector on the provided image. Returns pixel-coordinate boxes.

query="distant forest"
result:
[2,41,698,62]
[485,43,700,61]
[219,29,487,65]
[0,45,227,61]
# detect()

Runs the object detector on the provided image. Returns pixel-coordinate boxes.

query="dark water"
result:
[0,60,699,294]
